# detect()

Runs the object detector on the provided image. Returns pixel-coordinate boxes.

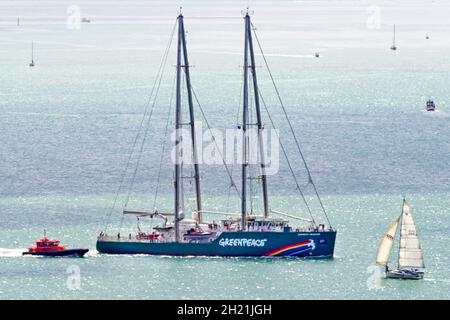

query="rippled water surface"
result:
[0,0,449,299]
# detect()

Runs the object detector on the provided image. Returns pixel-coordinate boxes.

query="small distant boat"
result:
[425,36,430,40]
[426,99,435,111]
[81,17,91,23]
[315,52,319,58]
[23,231,88,257]
[29,41,35,67]
[376,199,425,280]
[390,24,397,51]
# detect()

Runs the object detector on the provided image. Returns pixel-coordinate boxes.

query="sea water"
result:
[0,0,449,299]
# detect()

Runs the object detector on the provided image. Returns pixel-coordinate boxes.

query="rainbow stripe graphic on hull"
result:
[264,240,316,257]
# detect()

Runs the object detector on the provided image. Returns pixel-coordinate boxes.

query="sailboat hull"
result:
[386,269,424,280]
[96,231,336,258]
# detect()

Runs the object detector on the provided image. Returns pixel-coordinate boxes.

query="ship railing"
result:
[97,234,172,243]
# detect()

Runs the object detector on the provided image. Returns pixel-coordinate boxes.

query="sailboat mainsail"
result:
[376,217,400,266]
[398,201,425,268]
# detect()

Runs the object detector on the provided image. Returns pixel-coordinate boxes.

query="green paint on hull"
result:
[96,231,336,258]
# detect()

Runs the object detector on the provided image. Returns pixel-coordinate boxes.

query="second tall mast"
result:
[174,13,202,242]
[241,12,269,231]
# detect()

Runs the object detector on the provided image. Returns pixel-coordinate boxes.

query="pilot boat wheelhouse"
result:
[96,10,336,258]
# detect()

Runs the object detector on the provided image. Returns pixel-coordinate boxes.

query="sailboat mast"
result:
[397,198,405,269]
[179,15,202,223]
[241,13,250,230]
[393,24,396,47]
[246,14,269,219]
[174,14,183,242]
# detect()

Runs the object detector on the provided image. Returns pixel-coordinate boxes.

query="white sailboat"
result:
[390,24,397,51]
[376,199,425,280]
[29,41,35,67]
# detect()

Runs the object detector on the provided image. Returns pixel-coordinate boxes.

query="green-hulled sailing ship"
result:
[96,10,337,258]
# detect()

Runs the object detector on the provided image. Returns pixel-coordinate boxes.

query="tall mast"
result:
[179,14,202,224]
[241,13,250,230]
[31,41,34,62]
[397,197,405,269]
[246,13,269,219]
[174,14,183,242]
[174,12,202,241]
[241,12,270,228]
[29,41,35,67]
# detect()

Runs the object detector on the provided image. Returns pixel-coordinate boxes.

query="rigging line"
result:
[121,19,177,216]
[225,181,233,213]
[248,71,256,215]
[227,64,245,212]
[251,23,331,227]
[227,63,244,206]
[189,84,241,200]
[248,73,253,214]
[258,89,316,225]
[183,16,242,20]
[153,71,177,211]
[103,18,177,232]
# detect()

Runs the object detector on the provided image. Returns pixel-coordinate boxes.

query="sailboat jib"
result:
[376,216,400,266]
[398,201,425,269]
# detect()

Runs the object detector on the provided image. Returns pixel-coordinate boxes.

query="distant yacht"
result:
[426,99,435,111]
[390,24,397,51]
[376,199,425,280]
[315,52,319,58]
[81,17,91,23]
[29,41,35,67]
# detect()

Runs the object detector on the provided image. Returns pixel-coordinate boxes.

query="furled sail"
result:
[376,217,400,266]
[398,201,425,268]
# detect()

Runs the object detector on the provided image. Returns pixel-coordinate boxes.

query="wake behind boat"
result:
[97,10,336,258]
[376,199,425,280]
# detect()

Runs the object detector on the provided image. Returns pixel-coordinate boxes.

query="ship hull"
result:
[22,248,89,257]
[386,269,424,280]
[96,231,336,258]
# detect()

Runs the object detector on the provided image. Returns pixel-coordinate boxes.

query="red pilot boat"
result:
[23,232,89,257]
